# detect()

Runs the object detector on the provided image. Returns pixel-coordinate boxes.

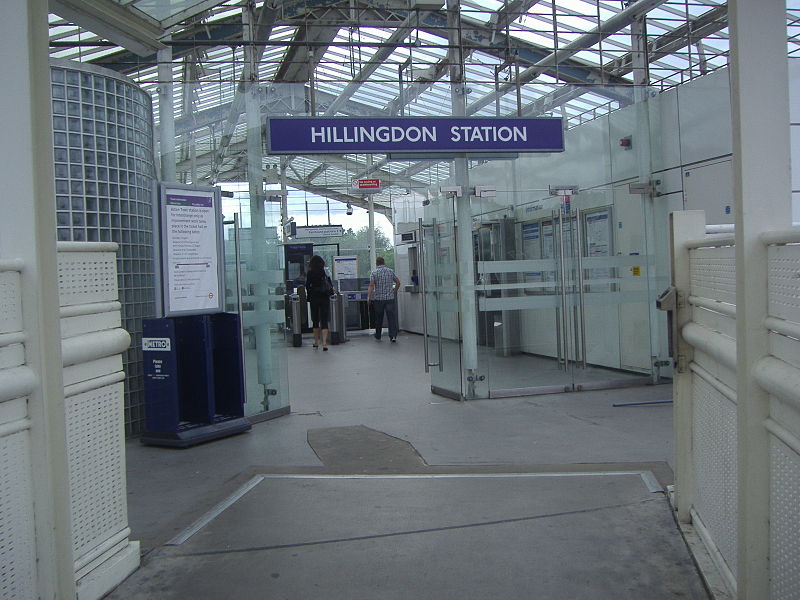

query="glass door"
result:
[476,193,654,397]
[419,195,462,400]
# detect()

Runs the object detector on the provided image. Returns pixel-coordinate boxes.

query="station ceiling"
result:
[46,0,795,215]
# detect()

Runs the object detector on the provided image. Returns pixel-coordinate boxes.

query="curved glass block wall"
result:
[50,59,156,435]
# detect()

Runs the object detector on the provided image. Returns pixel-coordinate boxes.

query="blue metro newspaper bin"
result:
[141,313,251,447]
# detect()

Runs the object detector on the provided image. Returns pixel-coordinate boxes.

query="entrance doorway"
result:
[417,186,660,400]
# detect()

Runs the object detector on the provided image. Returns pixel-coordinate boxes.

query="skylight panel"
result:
[511,30,559,48]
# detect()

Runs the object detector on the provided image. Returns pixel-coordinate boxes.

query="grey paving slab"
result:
[109,473,706,600]
[124,334,676,548]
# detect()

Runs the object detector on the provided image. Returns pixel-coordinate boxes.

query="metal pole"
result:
[158,41,176,182]
[367,154,377,269]
[556,208,570,371]
[244,4,272,387]
[575,207,587,368]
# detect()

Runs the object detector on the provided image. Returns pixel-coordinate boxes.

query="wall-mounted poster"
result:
[156,184,224,317]
[333,256,358,280]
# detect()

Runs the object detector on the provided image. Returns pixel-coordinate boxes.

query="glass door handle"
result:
[556,209,570,368]
[575,209,587,368]
[418,218,431,373]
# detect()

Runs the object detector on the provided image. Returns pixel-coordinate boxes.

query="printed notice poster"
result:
[333,256,358,280]
[163,189,222,315]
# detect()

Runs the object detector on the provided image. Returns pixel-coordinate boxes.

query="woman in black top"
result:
[305,255,333,350]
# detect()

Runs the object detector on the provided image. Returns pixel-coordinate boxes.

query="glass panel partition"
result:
[420,191,462,399]
[221,199,289,420]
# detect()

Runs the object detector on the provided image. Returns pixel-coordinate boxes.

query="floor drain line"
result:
[166,475,265,546]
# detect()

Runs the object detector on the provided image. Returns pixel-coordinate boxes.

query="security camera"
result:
[346,204,353,215]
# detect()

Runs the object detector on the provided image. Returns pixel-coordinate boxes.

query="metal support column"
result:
[447,0,479,397]
[367,155,377,269]
[631,13,661,383]
[157,42,176,182]
[244,5,272,387]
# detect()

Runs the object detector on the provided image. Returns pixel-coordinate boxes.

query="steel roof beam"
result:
[416,10,630,87]
[465,0,668,115]
[305,162,330,183]
[173,87,385,137]
[491,0,542,34]
[605,4,728,78]
[214,166,394,218]
[323,15,418,115]
[274,24,341,82]
[209,2,279,182]
[49,0,165,57]
[177,139,418,192]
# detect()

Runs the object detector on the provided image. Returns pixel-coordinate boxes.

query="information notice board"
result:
[157,183,224,316]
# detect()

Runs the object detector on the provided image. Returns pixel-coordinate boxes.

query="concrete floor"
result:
[112,331,708,599]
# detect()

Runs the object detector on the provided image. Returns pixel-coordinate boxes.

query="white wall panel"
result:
[608,107,639,182]
[793,193,800,225]
[677,70,733,165]
[650,88,682,172]
[791,125,800,193]
[683,159,735,225]
[790,58,800,224]
[513,116,612,194]
[789,58,800,124]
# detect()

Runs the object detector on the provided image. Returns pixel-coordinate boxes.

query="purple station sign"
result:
[267,117,564,154]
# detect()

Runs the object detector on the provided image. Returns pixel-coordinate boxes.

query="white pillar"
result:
[1,0,74,596]
[157,43,176,182]
[730,0,792,597]
[447,0,478,394]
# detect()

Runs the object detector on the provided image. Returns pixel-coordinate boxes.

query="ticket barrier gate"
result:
[288,294,303,347]
[329,293,348,345]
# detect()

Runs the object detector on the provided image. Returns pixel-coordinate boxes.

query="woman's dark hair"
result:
[308,254,325,272]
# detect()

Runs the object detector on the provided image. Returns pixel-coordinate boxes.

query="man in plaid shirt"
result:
[367,256,401,342]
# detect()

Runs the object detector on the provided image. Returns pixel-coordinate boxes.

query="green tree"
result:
[310,225,393,278]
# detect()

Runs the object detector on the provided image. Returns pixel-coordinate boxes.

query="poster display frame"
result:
[155,182,225,317]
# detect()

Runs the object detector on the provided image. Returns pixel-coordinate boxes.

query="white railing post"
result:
[669,210,707,524]
[730,0,793,596]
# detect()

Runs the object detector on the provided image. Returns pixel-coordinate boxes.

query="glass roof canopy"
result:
[46,0,794,213]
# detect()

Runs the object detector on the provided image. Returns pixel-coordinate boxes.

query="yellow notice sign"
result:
[632,266,641,276]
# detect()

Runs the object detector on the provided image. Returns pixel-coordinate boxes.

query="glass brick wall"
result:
[50,59,156,435]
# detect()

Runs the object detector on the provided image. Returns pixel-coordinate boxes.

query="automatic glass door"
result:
[479,199,654,397]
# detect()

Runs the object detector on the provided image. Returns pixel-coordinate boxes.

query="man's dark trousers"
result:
[372,299,398,339]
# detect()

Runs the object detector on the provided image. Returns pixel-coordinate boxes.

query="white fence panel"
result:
[671,212,800,599]
[56,242,139,600]
[0,259,38,599]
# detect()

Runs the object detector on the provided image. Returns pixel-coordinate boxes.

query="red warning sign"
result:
[353,178,381,189]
